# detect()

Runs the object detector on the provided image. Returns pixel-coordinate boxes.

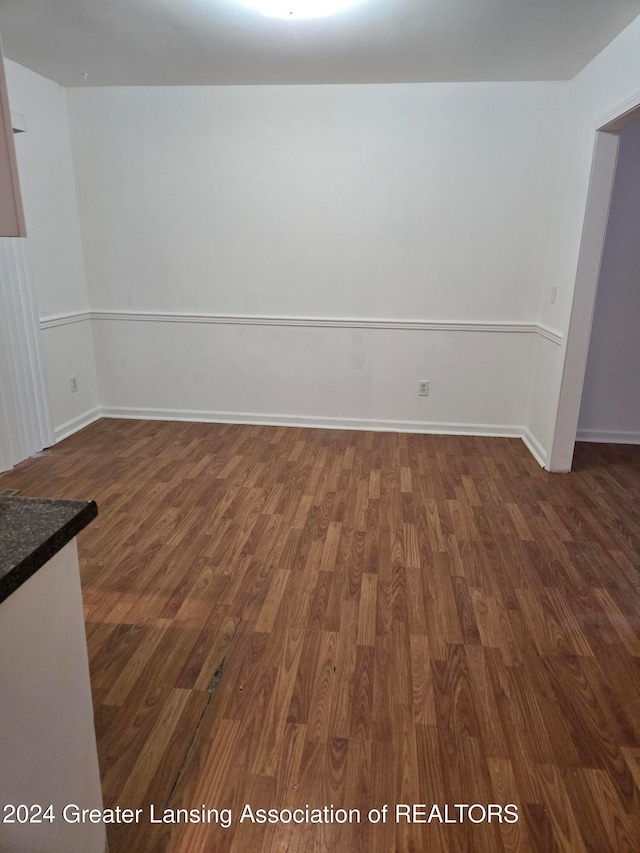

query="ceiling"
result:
[1,0,640,86]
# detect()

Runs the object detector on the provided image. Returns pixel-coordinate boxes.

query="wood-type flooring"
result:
[1,419,639,852]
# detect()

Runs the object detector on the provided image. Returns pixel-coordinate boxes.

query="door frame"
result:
[548,93,640,472]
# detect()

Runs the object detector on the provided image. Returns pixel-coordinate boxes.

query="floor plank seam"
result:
[166,618,242,805]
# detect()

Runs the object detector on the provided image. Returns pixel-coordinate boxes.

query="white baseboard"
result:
[54,406,102,442]
[575,428,640,445]
[53,404,551,469]
[521,428,549,469]
[100,405,529,439]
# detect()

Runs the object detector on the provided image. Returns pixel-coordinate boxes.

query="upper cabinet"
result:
[0,49,26,237]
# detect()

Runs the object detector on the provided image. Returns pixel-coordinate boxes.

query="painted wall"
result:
[92,319,535,434]
[67,82,565,436]
[5,60,99,439]
[527,15,640,468]
[68,83,564,320]
[8,15,640,458]
[577,120,640,442]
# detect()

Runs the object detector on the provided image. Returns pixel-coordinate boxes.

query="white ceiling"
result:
[1,0,640,86]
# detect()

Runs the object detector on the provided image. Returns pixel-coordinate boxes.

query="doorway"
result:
[549,98,640,472]
[576,121,640,445]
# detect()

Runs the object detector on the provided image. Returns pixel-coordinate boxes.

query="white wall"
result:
[9,19,640,457]
[67,82,566,436]
[92,319,535,434]
[527,15,640,468]
[68,84,565,320]
[577,120,640,442]
[5,60,99,439]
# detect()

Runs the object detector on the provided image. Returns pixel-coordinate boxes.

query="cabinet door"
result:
[0,49,26,237]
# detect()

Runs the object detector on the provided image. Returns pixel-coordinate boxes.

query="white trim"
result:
[552,91,640,472]
[595,90,640,131]
[39,309,563,342]
[535,323,563,345]
[575,428,640,445]
[521,428,549,469]
[54,406,102,442]
[51,406,551,469]
[90,310,538,333]
[549,131,621,472]
[101,405,527,439]
[40,310,92,329]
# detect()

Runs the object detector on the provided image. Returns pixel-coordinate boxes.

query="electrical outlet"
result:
[70,375,78,393]
[418,380,429,397]
[551,286,558,304]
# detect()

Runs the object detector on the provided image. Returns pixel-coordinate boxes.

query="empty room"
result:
[1,1,640,851]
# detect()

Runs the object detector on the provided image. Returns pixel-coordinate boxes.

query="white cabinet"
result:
[0,541,106,853]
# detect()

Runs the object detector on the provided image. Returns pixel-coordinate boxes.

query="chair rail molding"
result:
[39,308,563,344]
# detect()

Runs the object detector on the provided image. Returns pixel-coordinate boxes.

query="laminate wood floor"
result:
[1,419,640,852]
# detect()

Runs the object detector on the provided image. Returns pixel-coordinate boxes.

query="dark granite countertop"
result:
[0,497,97,605]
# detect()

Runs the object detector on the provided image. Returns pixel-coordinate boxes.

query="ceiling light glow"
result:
[242,0,363,19]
